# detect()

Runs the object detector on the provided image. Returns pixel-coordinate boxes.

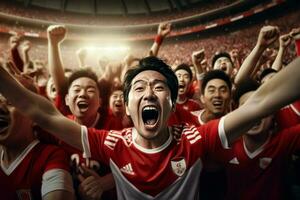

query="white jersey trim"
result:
[42,169,74,197]
[218,117,229,149]
[243,134,271,159]
[191,109,205,125]
[0,140,39,176]
[290,103,300,116]
[81,125,91,158]
[132,128,172,154]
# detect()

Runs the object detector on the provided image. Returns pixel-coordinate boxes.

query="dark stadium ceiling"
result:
[12,0,208,15]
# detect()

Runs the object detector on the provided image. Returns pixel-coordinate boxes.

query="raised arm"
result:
[0,63,83,151]
[225,57,300,144]
[47,25,68,96]
[9,35,24,72]
[271,34,292,71]
[234,26,279,85]
[149,22,171,57]
[192,49,206,79]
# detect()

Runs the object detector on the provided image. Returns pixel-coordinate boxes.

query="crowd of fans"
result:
[0,1,300,199]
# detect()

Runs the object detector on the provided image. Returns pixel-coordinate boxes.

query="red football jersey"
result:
[81,118,228,199]
[0,141,70,200]
[176,98,202,112]
[216,125,300,200]
[275,100,300,130]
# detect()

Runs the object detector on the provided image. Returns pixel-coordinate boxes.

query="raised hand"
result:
[47,25,67,44]
[279,34,292,49]
[22,40,31,52]
[257,26,280,49]
[289,27,300,39]
[158,22,171,38]
[9,35,21,49]
[192,49,206,72]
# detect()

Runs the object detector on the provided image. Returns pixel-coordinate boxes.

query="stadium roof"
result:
[12,0,209,15]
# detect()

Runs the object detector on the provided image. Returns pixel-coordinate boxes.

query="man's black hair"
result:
[259,68,277,83]
[201,70,232,94]
[123,56,178,105]
[67,68,99,91]
[174,63,193,80]
[212,52,233,67]
[233,78,260,104]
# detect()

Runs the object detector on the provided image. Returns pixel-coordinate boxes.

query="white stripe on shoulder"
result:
[218,117,229,149]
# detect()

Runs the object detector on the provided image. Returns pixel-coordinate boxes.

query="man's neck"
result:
[135,127,170,149]
[76,113,100,128]
[177,95,187,104]
[201,110,218,123]
[243,131,270,153]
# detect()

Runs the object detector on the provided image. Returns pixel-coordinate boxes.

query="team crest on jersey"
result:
[171,157,186,177]
[259,157,272,169]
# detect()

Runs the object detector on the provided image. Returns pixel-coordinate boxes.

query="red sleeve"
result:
[198,119,226,154]
[87,128,111,165]
[280,125,300,153]
[54,93,70,115]
[10,47,24,72]
[44,145,70,172]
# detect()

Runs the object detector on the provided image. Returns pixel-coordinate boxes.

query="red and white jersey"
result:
[0,140,72,200]
[216,125,300,200]
[275,100,300,130]
[176,98,202,113]
[190,109,206,126]
[81,118,228,199]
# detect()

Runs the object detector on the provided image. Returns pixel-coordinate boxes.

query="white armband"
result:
[41,169,74,197]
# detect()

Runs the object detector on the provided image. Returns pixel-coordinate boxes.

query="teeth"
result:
[143,106,157,111]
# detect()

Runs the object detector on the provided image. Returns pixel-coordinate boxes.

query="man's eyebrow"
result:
[207,85,216,89]
[132,79,167,85]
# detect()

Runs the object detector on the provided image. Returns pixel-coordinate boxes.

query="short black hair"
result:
[201,70,232,94]
[233,78,259,104]
[212,52,233,67]
[123,56,178,105]
[174,63,193,80]
[67,68,99,91]
[259,68,277,83]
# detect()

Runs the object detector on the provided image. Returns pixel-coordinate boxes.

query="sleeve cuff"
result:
[81,125,91,158]
[218,116,230,149]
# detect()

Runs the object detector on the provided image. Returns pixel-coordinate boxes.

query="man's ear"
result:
[65,94,70,106]
[200,94,205,104]
[125,105,130,116]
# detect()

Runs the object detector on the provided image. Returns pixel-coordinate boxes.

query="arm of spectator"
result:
[224,57,300,145]
[120,54,140,83]
[76,48,88,68]
[9,35,24,72]
[271,34,292,71]
[149,22,171,56]
[191,49,206,80]
[47,25,68,96]
[21,40,31,68]
[290,27,300,57]
[230,48,241,70]
[78,166,115,200]
[0,63,83,151]
[234,26,279,85]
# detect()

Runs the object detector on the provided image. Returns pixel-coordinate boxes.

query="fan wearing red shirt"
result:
[191,70,232,126]
[174,64,202,112]
[1,57,300,199]
[0,80,74,200]
[214,79,300,200]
